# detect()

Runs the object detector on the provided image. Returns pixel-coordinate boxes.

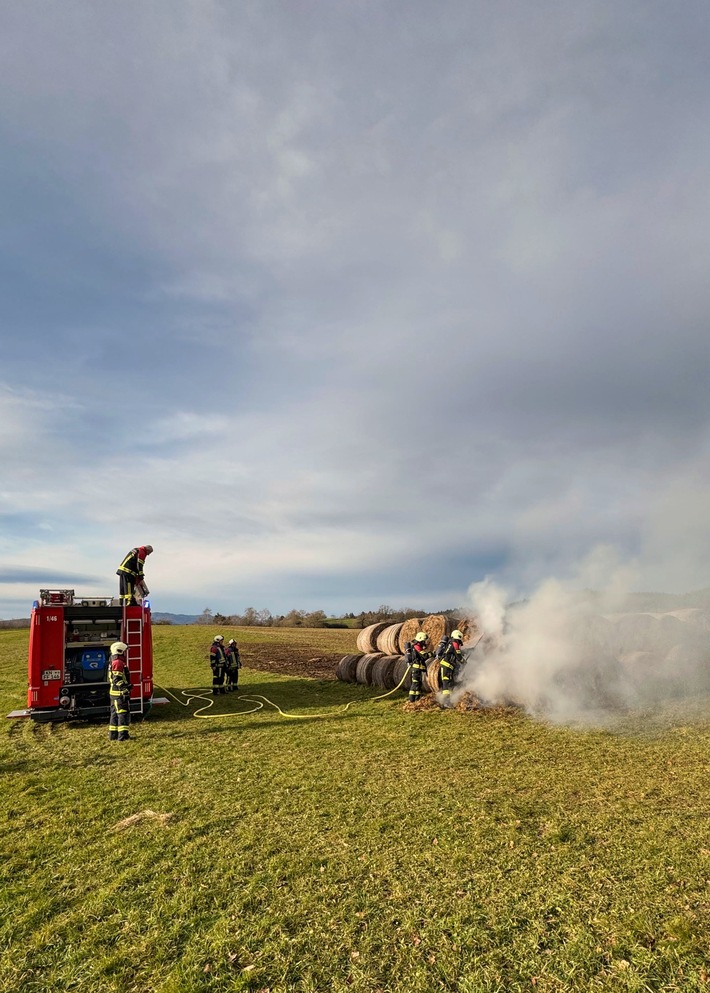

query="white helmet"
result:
[214,635,224,642]
[451,629,463,641]
[110,641,127,654]
[228,639,236,645]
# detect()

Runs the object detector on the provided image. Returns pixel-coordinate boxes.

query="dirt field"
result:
[241,642,342,681]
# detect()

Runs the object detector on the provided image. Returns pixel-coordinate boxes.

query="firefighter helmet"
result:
[144,545,153,554]
[214,634,224,642]
[451,629,463,641]
[110,641,127,654]
[414,632,428,642]
[228,639,236,645]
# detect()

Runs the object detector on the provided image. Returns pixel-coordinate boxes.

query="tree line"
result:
[192,605,446,629]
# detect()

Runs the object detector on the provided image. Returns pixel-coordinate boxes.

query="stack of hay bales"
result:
[337,613,477,692]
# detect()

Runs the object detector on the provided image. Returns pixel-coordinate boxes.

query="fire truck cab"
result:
[27,589,154,722]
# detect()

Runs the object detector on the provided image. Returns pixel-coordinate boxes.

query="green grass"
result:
[2,626,710,992]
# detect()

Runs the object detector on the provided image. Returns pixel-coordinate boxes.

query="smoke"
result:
[459,550,710,724]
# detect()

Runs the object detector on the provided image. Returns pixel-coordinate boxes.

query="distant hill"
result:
[152,612,200,625]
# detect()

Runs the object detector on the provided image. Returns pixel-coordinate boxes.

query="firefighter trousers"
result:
[225,667,239,691]
[109,694,131,740]
[211,664,226,694]
[118,573,138,606]
[440,660,456,704]
[408,662,427,702]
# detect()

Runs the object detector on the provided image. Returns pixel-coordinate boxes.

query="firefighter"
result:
[108,641,132,741]
[407,632,432,703]
[438,629,466,706]
[225,638,241,691]
[209,635,227,694]
[116,545,153,606]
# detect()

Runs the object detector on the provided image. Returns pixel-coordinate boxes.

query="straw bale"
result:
[420,614,453,648]
[398,617,423,652]
[371,655,398,689]
[457,616,479,642]
[336,654,362,682]
[355,653,383,685]
[424,658,441,694]
[376,622,404,654]
[391,656,411,692]
[356,622,391,653]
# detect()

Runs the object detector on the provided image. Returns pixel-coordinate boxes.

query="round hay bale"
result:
[336,654,362,682]
[391,656,411,691]
[355,653,382,686]
[381,655,402,690]
[425,658,442,694]
[356,623,391,654]
[456,617,479,642]
[371,655,397,689]
[376,622,404,655]
[398,617,423,652]
[420,615,452,648]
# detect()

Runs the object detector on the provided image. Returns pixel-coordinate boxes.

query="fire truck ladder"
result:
[123,608,145,717]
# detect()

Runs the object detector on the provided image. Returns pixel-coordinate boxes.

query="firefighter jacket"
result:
[116,547,149,580]
[108,657,131,698]
[439,640,465,672]
[226,644,241,669]
[409,642,432,670]
[210,641,227,671]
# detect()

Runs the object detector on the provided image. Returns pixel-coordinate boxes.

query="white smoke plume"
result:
[459,551,710,724]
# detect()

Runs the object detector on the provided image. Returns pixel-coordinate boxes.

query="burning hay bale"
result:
[420,614,465,648]
[424,658,441,694]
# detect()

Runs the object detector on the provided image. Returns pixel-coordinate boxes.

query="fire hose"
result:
[154,635,481,721]
[154,667,411,721]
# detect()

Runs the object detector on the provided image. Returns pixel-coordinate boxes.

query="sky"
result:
[1,0,710,619]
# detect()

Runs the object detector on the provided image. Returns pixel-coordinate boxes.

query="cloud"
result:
[1,2,710,616]
[0,567,100,585]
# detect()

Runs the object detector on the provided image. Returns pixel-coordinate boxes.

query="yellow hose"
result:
[154,658,411,721]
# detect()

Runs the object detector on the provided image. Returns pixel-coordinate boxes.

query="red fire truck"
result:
[25,588,154,722]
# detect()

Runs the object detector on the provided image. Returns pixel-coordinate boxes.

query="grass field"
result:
[2,625,710,992]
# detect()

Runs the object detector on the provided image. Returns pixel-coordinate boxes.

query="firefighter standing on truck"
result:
[225,638,241,691]
[108,642,132,741]
[210,635,227,695]
[438,629,466,707]
[407,632,432,703]
[116,545,153,606]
